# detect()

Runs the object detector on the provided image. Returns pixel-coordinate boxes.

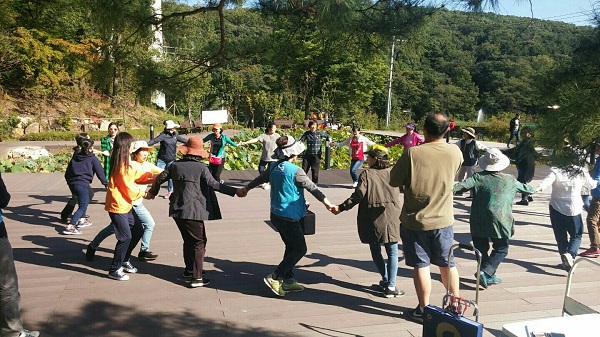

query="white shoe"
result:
[76,218,92,228]
[19,330,40,337]
[352,182,358,188]
[63,225,82,235]
[561,253,574,271]
[262,183,271,190]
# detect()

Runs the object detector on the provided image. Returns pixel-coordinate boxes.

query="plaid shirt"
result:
[299,131,331,156]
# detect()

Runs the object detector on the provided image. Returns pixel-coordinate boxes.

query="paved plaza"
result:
[3,159,599,337]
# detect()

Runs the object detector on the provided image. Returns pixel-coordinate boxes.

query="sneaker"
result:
[85,244,96,261]
[19,330,40,337]
[76,218,92,228]
[219,180,225,184]
[263,274,285,297]
[475,271,490,289]
[352,181,358,188]
[383,287,405,298]
[378,280,388,290]
[189,278,211,288]
[282,279,305,292]
[122,261,138,273]
[516,199,529,206]
[579,247,600,258]
[405,305,424,324]
[262,183,271,190]
[163,191,172,199]
[561,253,574,271]
[138,251,158,261]
[108,268,129,281]
[182,269,205,279]
[63,225,82,235]
[488,274,502,284]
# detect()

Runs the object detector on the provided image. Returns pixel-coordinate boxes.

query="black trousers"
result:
[174,219,207,280]
[302,154,321,184]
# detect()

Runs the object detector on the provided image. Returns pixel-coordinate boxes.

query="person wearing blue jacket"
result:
[63,138,108,235]
[203,123,239,183]
[238,136,334,297]
[580,140,600,257]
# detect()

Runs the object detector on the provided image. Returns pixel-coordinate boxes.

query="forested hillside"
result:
[0,1,598,148]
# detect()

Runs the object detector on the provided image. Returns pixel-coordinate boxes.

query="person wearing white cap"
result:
[148,120,187,198]
[237,136,335,297]
[85,141,164,262]
[453,148,535,288]
[454,126,488,198]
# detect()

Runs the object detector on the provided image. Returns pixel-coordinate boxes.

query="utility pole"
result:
[386,37,396,129]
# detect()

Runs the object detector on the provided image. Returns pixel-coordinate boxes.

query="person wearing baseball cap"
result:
[148,120,188,198]
[384,122,424,151]
[454,148,535,288]
[454,127,488,198]
[238,135,334,297]
[146,136,242,288]
[330,145,404,298]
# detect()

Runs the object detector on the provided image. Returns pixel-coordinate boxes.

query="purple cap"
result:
[404,123,416,130]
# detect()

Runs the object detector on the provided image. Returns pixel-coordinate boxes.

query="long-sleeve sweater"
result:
[65,152,108,187]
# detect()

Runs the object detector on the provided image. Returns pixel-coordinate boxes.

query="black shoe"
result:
[378,280,388,290]
[138,251,158,261]
[466,195,473,199]
[516,199,529,206]
[182,269,205,279]
[189,278,211,288]
[383,287,405,298]
[85,244,96,262]
[527,195,533,202]
[405,305,424,324]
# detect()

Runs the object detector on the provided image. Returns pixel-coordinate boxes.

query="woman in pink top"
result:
[384,123,424,151]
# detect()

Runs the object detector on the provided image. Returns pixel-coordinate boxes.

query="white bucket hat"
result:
[130,140,154,154]
[164,120,180,129]
[479,148,510,172]
[273,136,306,159]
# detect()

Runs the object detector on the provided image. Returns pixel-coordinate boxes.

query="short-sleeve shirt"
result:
[258,133,280,162]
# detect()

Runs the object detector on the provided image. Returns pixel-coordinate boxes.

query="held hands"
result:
[144,191,156,200]
[330,205,341,215]
[322,198,335,211]
[236,186,249,198]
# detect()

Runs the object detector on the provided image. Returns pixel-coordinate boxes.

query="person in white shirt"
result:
[535,166,597,270]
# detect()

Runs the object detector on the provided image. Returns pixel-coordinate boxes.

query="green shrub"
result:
[0,113,20,141]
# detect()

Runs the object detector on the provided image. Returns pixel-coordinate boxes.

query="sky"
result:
[470,0,597,26]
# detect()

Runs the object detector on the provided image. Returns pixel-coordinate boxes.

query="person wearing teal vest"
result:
[238,135,334,297]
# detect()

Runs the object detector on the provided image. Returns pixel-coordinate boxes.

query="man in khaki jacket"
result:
[390,112,463,323]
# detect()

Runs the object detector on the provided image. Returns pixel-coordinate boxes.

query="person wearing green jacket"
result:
[203,123,239,183]
[100,122,119,179]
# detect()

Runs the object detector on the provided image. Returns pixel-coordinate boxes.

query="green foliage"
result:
[0,153,71,173]
[0,113,20,141]
[18,129,152,141]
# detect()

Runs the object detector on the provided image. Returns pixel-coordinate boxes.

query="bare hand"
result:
[236,187,248,198]
[144,191,156,200]
[330,205,341,215]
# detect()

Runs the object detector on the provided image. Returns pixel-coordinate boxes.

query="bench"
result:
[178,121,192,135]
[191,120,208,133]
[274,119,295,128]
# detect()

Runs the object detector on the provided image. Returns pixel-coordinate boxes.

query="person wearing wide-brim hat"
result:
[453,148,536,288]
[148,120,188,198]
[454,127,488,198]
[146,136,241,288]
[330,145,405,298]
[237,135,335,297]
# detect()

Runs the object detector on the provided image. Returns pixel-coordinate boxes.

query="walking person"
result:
[515,128,537,205]
[146,136,240,287]
[535,165,597,269]
[455,127,487,198]
[579,141,600,258]
[389,112,463,323]
[0,173,40,337]
[148,120,187,198]
[202,123,239,183]
[507,113,521,148]
[330,127,376,187]
[85,141,163,262]
[299,120,331,184]
[62,137,108,235]
[105,132,151,281]
[100,122,119,179]
[330,146,404,298]
[453,148,536,287]
[384,122,424,152]
[237,136,334,297]
[238,122,280,189]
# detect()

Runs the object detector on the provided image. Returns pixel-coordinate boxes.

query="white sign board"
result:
[201,110,228,125]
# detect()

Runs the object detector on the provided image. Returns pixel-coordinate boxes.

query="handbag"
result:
[300,210,316,235]
[209,154,222,165]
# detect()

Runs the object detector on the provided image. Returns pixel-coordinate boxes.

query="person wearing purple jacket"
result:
[63,138,108,235]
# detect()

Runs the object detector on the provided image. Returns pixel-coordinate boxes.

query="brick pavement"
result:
[2,164,599,337]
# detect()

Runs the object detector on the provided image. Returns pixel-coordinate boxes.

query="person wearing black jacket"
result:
[148,120,187,199]
[63,139,108,235]
[0,173,40,337]
[146,136,242,288]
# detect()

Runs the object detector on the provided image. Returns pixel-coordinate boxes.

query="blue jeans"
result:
[68,184,90,225]
[270,213,307,281]
[472,236,509,277]
[0,236,25,336]
[156,159,173,192]
[108,211,143,272]
[369,242,398,288]
[549,205,583,258]
[90,204,155,252]
[507,130,520,146]
[349,159,365,183]
[582,195,591,212]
